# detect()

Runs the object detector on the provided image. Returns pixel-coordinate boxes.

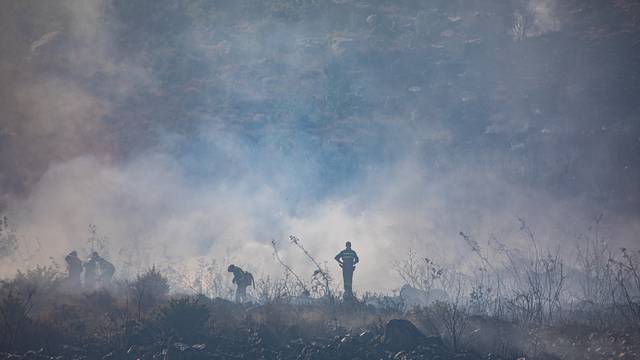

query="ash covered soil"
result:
[0,292,456,360]
[0,287,638,360]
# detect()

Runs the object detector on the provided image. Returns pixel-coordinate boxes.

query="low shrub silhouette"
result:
[130,266,170,320]
[0,290,33,350]
[158,296,209,342]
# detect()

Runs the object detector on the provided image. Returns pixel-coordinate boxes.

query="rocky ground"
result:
[0,286,638,360]
[0,317,461,360]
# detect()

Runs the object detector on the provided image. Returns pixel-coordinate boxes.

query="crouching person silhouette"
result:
[227,264,254,303]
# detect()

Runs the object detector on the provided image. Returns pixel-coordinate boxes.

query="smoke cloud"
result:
[1,0,639,291]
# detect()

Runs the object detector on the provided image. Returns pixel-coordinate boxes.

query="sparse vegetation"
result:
[1,0,639,359]
[158,296,209,342]
[0,220,637,359]
[0,217,18,259]
[129,266,170,320]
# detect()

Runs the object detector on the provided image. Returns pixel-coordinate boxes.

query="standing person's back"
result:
[65,251,82,288]
[98,256,115,287]
[335,241,359,300]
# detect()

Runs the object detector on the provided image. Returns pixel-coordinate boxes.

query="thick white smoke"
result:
[1,0,638,294]
[4,145,638,291]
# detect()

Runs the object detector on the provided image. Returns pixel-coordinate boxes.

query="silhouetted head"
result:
[345,241,352,249]
[227,264,235,272]
[69,250,77,257]
[90,251,99,259]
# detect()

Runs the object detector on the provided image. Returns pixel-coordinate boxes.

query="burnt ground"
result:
[0,288,638,360]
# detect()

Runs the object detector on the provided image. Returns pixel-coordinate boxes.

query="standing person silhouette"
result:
[335,241,359,300]
[96,254,115,287]
[65,251,82,288]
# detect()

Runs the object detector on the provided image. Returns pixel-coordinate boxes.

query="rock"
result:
[383,319,427,352]
[358,330,375,344]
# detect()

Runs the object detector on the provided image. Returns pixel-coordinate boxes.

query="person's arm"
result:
[335,251,344,265]
[354,251,359,265]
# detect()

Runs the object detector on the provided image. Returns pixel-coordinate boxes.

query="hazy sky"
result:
[1,0,639,290]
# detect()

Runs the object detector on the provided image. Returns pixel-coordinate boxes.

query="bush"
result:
[48,303,88,343]
[0,266,62,321]
[158,296,209,342]
[129,267,170,320]
[9,266,62,296]
[0,290,33,351]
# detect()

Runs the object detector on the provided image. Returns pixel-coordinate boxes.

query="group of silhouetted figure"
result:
[226,242,359,302]
[64,250,115,290]
[64,242,359,302]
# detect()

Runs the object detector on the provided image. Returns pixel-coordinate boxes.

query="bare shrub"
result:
[460,231,505,318]
[468,218,568,326]
[129,267,169,320]
[87,224,110,257]
[290,235,334,299]
[85,290,128,347]
[9,265,62,295]
[0,216,18,259]
[509,219,566,325]
[1,265,63,317]
[255,273,295,303]
[430,275,469,352]
[392,248,444,292]
[272,239,309,295]
[394,248,471,350]
[163,257,233,298]
[192,258,232,297]
[611,247,640,326]
[512,10,531,41]
[573,217,621,327]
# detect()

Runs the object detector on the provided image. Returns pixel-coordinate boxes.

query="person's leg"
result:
[71,272,80,287]
[343,266,354,296]
[342,268,348,292]
[85,274,95,290]
[235,286,241,302]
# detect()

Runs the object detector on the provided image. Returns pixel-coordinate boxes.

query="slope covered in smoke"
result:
[1,0,639,289]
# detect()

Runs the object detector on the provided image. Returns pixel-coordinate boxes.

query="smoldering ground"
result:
[1,0,639,292]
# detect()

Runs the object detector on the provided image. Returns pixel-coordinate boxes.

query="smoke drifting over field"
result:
[1,0,639,290]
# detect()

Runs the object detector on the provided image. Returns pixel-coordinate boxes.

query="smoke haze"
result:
[1,0,639,291]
